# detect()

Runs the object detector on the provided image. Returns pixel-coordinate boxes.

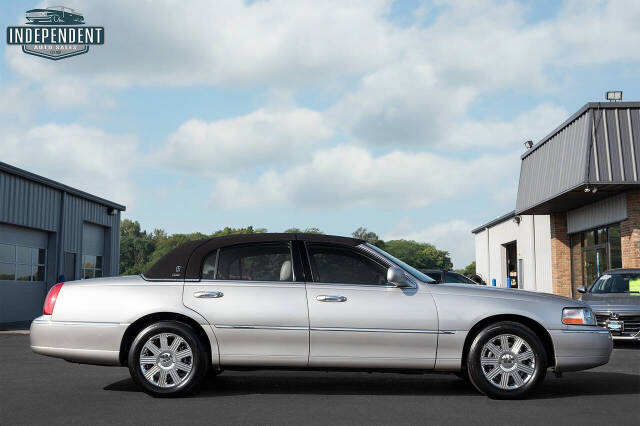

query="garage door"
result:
[82,223,105,279]
[0,223,48,324]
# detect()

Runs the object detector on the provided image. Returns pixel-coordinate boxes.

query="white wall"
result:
[474,214,552,293]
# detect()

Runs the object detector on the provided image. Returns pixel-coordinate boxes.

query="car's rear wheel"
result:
[467,321,547,399]
[128,321,208,397]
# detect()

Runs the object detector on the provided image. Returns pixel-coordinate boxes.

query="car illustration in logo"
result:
[7,4,103,60]
[26,6,84,25]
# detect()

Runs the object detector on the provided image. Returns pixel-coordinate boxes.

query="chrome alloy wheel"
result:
[480,334,536,390]
[139,333,193,388]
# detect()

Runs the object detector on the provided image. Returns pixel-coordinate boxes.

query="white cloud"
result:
[156,107,332,174]
[0,83,36,122]
[443,103,569,149]
[211,145,519,209]
[554,0,640,66]
[383,219,477,268]
[9,0,638,92]
[6,0,399,88]
[329,62,477,147]
[0,124,138,206]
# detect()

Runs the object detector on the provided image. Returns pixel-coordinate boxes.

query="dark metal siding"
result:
[0,171,61,232]
[516,110,590,212]
[566,193,627,234]
[62,194,121,277]
[590,107,640,184]
[0,166,124,324]
[516,103,640,214]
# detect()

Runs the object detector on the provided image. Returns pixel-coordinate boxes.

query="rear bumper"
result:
[30,316,127,366]
[550,328,613,372]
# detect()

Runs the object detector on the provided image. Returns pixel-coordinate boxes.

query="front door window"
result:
[306,244,387,285]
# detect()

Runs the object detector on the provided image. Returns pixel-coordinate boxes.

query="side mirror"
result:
[577,285,587,294]
[387,266,411,287]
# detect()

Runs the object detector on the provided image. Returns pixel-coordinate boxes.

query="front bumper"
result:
[594,310,640,341]
[30,316,127,366]
[609,332,640,341]
[549,327,613,372]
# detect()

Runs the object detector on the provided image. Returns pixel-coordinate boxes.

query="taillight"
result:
[43,283,64,315]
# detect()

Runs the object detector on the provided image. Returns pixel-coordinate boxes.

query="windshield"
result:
[365,243,435,283]
[446,272,476,284]
[590,272,640,294]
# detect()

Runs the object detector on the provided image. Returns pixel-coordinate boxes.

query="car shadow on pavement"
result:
[614,341,640,350]
[104,371,640,398]
[531,372,640,400]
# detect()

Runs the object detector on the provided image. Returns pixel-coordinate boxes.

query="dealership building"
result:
[473,102,640,298]
[0,162,125,328]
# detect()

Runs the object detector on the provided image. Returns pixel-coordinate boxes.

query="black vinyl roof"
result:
[144,233,363,280]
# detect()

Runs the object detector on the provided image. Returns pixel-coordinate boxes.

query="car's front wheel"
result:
[467,321,547,399]
[128,321,208,397]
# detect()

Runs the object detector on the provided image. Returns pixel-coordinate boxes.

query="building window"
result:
[0,243,46,282]
[82,255,103,279]
[571,223,622,291]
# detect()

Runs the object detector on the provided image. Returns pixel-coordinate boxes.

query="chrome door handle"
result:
[194,291,224,299]
[316,295,347,302]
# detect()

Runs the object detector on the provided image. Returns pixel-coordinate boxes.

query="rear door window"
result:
[213,242,294,282]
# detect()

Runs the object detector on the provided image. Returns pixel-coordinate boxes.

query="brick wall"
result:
[621,189,640,268]
[550,212,572,298]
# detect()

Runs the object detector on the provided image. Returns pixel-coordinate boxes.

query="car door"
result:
[183,241,309,367]
[303,242,439,369]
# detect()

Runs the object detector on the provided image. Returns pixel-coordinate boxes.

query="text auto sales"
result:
[6,26,104,45]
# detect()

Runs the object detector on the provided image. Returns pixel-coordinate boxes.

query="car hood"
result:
[430,282,585,306]
[581,293,640,311]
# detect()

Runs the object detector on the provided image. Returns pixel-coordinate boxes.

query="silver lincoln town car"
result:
[30,233,612,398]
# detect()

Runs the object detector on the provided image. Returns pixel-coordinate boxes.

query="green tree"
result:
[119,219,158,275]
[212,226,267,237]
[463,261,476,276]
[383,239,453,270]
[284,227,324,234]
[352,227,380,244]
[145,232,210,268]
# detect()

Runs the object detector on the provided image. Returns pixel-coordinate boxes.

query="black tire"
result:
[466,321,547,399]
[128,321,208,397]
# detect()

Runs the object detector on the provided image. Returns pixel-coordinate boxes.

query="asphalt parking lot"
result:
[0,333,638,426]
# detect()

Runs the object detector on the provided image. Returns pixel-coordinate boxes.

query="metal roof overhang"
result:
[517,183,640,215]
[516,102,640,215]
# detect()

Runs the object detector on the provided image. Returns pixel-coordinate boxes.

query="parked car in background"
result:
[579,268,640,341]
[26,6,85,25]
[419,269,480,285]
[31,233,611,399]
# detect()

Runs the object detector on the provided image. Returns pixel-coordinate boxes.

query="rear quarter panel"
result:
[45,276,219,365]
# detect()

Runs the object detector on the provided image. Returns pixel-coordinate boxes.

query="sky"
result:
[1,0,640,268]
